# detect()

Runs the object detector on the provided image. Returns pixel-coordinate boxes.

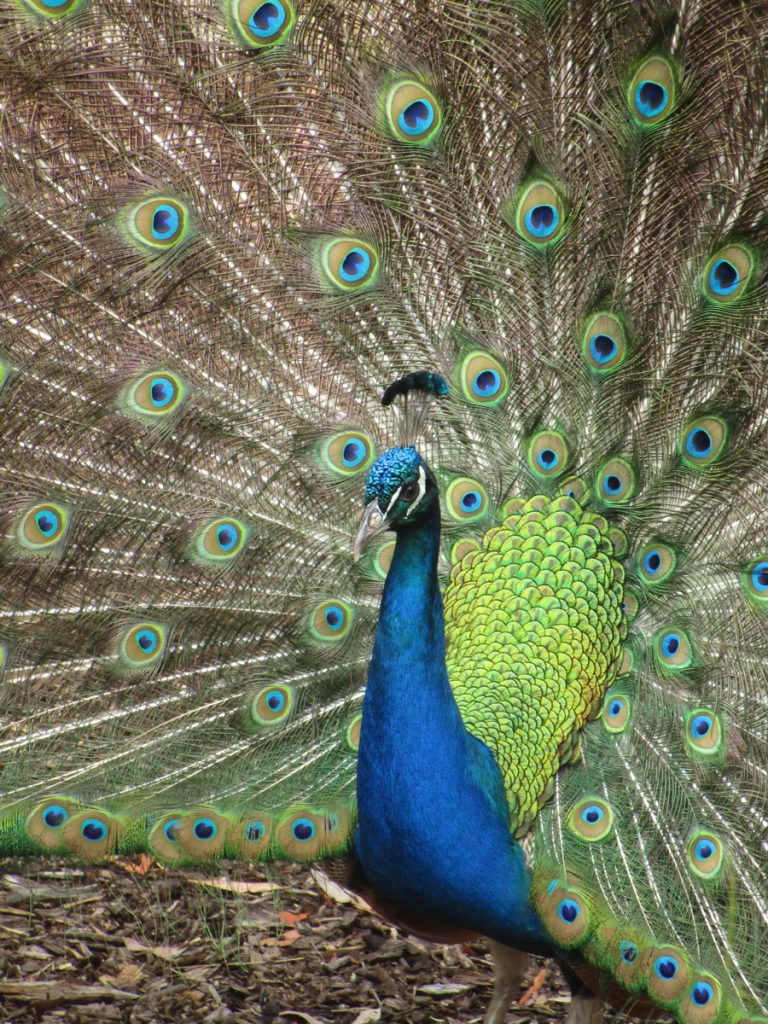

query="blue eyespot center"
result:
[339,248,371,282]
[605,474,622,494]
[525,204,559,239]
[655,956,678,980]
[694,839,715,861]
[686,428,712,457]
[557,898,580,924]
[194,817,217,840]
[538,448,558,469]
[472,369,501,397]
[619,941,638,963]
[35,510,58,536]
[245,821,265,841]
[590,334,617,363]
[399,99,435,136]
[609,699,623,717]
[709,259,738,295]
[151,204,180,241]
[217,525,237,550]
[266,689,285,712]
[324,605,343,630]
[164,819,180,842]
[691,983,713,1006]
[82,819,107,842]
[43,804,68,828]
[250,1,286,36]
[136,629,157,653]
[636,80,668,116]
[644,550,661,573]
[461,491,481,511]
[751,561,768,591]
[293,818,316,841]
[662,633,680,657]
[342,439,366,468]
[150,377,173,407]
[581,805,603,825]
[692,714,712,737]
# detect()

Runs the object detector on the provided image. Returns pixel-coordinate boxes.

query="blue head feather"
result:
[364,446,422,507]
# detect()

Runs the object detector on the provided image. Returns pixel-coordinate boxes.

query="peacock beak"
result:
[353,499,390,561]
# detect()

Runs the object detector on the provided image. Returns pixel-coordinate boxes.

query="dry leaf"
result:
[278,910,309,926]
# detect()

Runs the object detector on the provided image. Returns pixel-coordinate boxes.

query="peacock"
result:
[1,1,767,1022]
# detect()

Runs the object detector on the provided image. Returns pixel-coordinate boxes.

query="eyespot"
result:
[458,351,509,405]
[192,817,217,841]
[681,416,728,469]
[126,371,185,417]
[527,430,569,479]
[126,197,190,253]
[81,818,108,842]
[703,244,755,304]
[121,623,166,667]
[244,820,266,842]
[249,684,294,729]
[20,0,85,17]
[230,0,295,48]
[445,478,489,522]
[627,56,678,126]
[163,819,181,842]
[310,599,353,641]
[18,503,68,550]
[618,648,634,676]
[321,430,375,477]
[685,709,723,758]
[196,517,248,561]
[619,941,638,963]
[558,476,590,504]
[275,806,352,860]
[372,539,395,577]
[513,180,566,246]
[655,956,679,980]
[647,946,689,1005]
[683,976,720,1021]
[654,628,693,671]
[743,557,768,606]
[42,804,70,829]
[26,798,80,851]
[320,238,379,291]
[569,797,614,842]
[596,457,636,503]
[638,542,676,585]
[602,692,630,733]
[384,80,442,145]
[536,880,590,947]
[581,312,628,374]
[346,714,362,752]
[686,831,725,880]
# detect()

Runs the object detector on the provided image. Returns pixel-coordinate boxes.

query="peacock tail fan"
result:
[0,2,767,1022]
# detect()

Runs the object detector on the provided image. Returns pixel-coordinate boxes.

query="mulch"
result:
[0,859,570,1023]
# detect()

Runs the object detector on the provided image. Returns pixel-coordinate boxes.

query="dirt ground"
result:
[0,858,572,1023]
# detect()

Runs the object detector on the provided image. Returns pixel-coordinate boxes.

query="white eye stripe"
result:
[405,466,427,518]
[384,487,402,516]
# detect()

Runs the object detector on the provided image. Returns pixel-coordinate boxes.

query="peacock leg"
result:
[484,941,529,1024]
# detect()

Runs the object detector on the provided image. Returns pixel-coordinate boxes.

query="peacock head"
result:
[353,446,439,559]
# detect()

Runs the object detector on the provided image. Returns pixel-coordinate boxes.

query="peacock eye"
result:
[231,0,295,48]
[400,481,420,501]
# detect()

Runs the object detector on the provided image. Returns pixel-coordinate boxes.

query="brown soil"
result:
[0,859,571,1023]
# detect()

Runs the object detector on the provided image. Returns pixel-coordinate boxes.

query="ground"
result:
[0,859,571,1023]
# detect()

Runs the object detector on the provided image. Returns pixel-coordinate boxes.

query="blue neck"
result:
[355,504,553,955]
